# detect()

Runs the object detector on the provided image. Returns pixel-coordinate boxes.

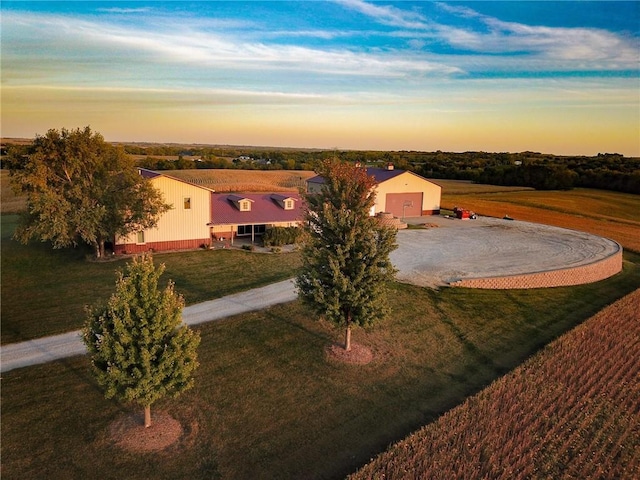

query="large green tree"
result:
[83,254,200,428]
[296,160,397,351]
[7,126,170,258]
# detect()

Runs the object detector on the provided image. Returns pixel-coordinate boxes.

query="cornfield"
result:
[165,169,316,192]
[350,289,640,480]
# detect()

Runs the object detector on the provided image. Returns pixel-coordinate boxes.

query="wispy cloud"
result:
[334,0,430,29]
[338,0,637,70]
[96,7,153,14]
[2,10,461,87]
[435,2,638,65]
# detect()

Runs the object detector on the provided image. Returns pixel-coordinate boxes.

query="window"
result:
[240,200,251,211]
[184,197,191,209]
[284,199,293,210]
[237,225,266,236]
[136,231,145,244]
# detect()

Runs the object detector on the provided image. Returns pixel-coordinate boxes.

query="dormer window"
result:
[228,195,254,211]
[271,194,296,210]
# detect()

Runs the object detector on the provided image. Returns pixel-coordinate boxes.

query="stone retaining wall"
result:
[449,243,623,289]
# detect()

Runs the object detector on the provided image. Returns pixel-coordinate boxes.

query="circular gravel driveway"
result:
[391,216,621,288]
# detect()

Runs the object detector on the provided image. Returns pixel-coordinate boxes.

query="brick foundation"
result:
[449,243,623,289]
[115,238,211,254]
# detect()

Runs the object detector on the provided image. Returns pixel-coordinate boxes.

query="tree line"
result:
[133,147,640,194]
[4,138,638,194]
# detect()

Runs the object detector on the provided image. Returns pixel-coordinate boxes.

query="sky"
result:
[2,1,639,156]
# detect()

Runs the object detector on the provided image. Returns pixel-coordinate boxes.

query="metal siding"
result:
[116,176,212,247]
[385,193,423,217]
[375,172,441,215]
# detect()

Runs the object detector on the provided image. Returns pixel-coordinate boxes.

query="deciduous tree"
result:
[83,254,200,428]
[7,126,170,258]
[296,159,397,351]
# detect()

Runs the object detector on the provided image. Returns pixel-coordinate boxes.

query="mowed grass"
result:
[441,185,640,252]
[1,214,300,344]
[3,262,640,480]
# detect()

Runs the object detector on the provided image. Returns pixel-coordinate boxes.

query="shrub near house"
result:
[262,226,302,247]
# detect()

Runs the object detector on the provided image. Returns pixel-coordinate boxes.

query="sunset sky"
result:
[2,1,639,156]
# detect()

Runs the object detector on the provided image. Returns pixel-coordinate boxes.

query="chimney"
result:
[386,163,394,171]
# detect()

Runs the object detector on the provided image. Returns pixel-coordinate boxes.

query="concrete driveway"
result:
[392,215,620,288]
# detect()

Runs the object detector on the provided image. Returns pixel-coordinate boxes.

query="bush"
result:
[262,226,302,247]
[241,244,255,251]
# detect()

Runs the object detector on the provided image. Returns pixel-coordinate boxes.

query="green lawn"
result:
[1,214,301,344]
[2,260,640,479]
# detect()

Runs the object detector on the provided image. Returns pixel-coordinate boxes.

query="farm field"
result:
[166,168,316,192]
[350,289,640,480]
[441,186,640,252]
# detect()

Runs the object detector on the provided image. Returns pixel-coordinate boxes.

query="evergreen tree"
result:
[296,160,397,351]
[83,254,200,428]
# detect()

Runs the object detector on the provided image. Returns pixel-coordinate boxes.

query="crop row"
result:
[349,289,640,480]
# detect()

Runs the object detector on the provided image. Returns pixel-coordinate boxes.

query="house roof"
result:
[307,167,407,186]
[210,192,304,225]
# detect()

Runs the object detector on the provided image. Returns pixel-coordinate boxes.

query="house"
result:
[115,169,304,253]
[114,169,215,254]
[306,164,441,218]
[115,164,439,254]
[209,192,304,245]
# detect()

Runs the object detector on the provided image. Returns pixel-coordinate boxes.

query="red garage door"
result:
[385,193,423,218]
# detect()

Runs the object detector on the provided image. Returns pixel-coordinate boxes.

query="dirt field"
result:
[394,215,621,288]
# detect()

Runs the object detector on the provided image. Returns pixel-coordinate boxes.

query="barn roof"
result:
[307,167,406,186]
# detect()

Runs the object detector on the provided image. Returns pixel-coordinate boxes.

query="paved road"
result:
[0,279,297,373]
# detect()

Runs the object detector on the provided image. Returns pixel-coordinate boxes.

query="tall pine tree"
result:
[83,254,200,428]
[296,160,397,351]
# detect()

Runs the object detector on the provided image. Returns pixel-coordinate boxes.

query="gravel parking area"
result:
[392,215,621,288]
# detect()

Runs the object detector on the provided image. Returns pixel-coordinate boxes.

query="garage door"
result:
[385,192,423,218]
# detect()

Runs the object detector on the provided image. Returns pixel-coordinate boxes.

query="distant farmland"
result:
[440,185,640,252]
[350,288,640,480]
[165,169,316,192]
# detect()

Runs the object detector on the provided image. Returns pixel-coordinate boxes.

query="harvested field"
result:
[442,188,640,253]
[165,169,316,192]
[350,288,640,480]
